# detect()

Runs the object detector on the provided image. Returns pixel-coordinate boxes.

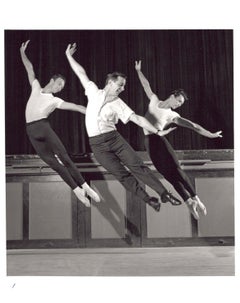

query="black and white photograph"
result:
[1,1,239,303]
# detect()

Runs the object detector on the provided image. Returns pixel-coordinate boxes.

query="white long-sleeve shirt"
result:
[85,81,134,137]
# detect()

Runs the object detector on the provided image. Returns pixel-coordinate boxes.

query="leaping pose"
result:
[135,60,222,219]
[65,43,182,212]
[20,40,100,207]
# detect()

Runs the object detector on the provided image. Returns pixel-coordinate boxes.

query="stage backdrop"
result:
[5,30,233,155]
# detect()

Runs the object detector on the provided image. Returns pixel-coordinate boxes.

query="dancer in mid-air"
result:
[65,43,181,212]
[20,40,100,207]
[135,60,223,219]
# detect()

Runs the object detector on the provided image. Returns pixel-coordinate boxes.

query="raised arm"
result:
[20,40,36,85]
[130,113,176,137]
[135,60,155,100]
[58,102,86,114]
[65,43,90,90]
[173,116,222,138]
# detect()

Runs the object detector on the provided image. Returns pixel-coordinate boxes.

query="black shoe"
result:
[161,191,182,206]
[147,197,161,212]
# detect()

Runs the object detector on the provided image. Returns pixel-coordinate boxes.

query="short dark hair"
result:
[51,74,66,82]
[105,72,127,85]
[171,89,188,101]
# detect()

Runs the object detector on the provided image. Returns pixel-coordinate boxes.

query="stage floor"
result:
[7,246,234,276]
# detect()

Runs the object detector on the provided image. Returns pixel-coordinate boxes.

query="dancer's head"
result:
[48,74,66,94]
[105,72,127,97]
[168,89,188,109]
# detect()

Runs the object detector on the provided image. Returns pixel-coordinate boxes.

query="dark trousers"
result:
[89,131,167,202]
[26,119,85,189]
[145,134,196,201]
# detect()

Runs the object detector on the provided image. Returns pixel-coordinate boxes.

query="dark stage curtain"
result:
[5,30,233,155]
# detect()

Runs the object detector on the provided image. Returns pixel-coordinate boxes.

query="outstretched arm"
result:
[130,113,176,136]
[65,43,90,90]
[173,116,223,138]
[135,60,155,100]
[20,40,36,85]
[59,102,86,114]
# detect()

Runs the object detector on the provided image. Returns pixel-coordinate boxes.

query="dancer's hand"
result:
[135,60,142,71]
[66,43,77,56]
[157,127,177,137]
[20,40,30,53]
[208,130,223,138]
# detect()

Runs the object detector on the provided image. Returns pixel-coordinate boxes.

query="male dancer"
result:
[65,43,181,212]
[20,40,100,207]
[135,60,222,219]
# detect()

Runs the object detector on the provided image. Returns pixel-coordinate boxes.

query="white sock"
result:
[81,182,101,202]
[193,195,207,215]
[185,198,199,220]
[73,187,90,207]
[185,197,194,205]
[193,195,200,202]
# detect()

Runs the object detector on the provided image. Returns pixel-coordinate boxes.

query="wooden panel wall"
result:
[6,183,23,240]
[6,151,234,249]
[90,180,127,239]
[145,180,192,238]
[29,182,72,239]
[196,177,234,237]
